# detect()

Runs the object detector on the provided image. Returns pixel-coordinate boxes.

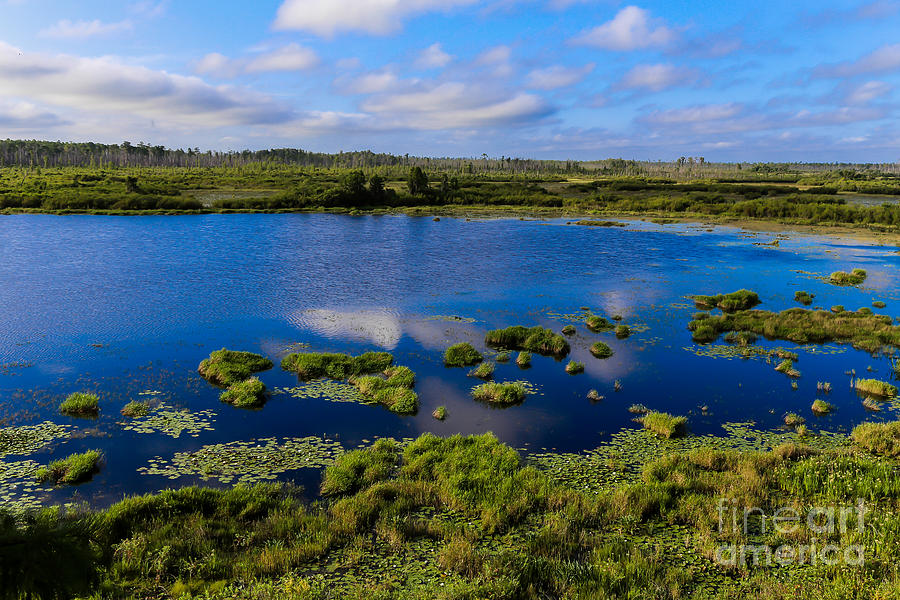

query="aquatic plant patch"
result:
[198,348,273,387]
[119,403,216,438]
[0,421,72,458]
[35,450,102,485]
[829,268,867,286]
[276,379,366,403]
[692,289,760,312]
[484,326,570,357]
[443,342,484,367]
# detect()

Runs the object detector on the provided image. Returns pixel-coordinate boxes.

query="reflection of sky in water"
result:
[1,214,900,506]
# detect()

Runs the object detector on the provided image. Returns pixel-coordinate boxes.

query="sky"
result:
[1,0,900,161]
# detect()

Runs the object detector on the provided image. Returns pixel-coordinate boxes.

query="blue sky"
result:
[1,0,899,161]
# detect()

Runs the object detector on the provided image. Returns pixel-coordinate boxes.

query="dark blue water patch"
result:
[1,214,899,507]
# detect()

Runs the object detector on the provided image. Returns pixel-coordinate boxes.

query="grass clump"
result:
[35,450,101,484]
[855,378,898,398]
[443,342,483,367]
[723,331,757,346]
[692,289,760,312]
[863,397,882,411]
[484,326,569,357]
[198,349,273,387]
[561,325,576,336]
[281,351,393,379]
[794,290,814,305]
[432,406,447,420]
[852,421,900,456]
[321,439,398,496]
[811,399,833,415]
[120,401,149,417]
[515,351,532,367]
[784,412,806,427]
[351,365,418,414]
[641,411,687,438]
[585,315,613,332]
[565,361,584,375]
[873,300,887,308]
[495,351,511,363]
[829,268,867,286]
[774,359,801,378]
[59,393,99,417]
[220,377,267,409]
[614,325,631,339]
[831,305,845,313]
[372,387,418,414]
[469,362,495,380]
[471,382,527,405]
[590,341,613,359]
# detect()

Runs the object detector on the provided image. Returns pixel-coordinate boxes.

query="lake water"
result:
[1,214,898,507]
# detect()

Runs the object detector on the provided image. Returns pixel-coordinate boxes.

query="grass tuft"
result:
[471,382,527,405]
[811,399,833,415]
[198,349,273,387]
[35,450,102,484]
[220,377,267,409]
[829,268,867,286]
[565,361,584,375]
[641,411,687,438]
[282,351,393,379]
[59,393,99,417]
[120,401,149,417]
[432,406,447,420]
[590,341,613,359]
[469,361,495,380]
[585,315,613,332]
[852,421,900,456]
[794,290,814,305]
[692,289,760,312]
[516,351,532,367]
[442,343,483,367]
[855,378,898,398]
[484,326,570,357]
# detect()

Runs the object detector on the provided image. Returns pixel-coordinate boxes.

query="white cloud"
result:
[0,41,293,127]
[815,43,900,78]
[195,44,320,78]
[525,64,594,90]
[274,0,478,36]
[337,69,403,94]
[616,63,698,92]
[844,80,892,105]
[415,43,453,69]
[572,6,676,51]
[0,99,68,129]
[643,103,744,124]
[475,45,512,64]
[39,19,133,39]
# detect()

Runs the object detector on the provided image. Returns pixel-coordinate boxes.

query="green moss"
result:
[35,450,101,484]
[471,382,527,405]
[794,290,814,305]
[565,361,584,374]
[484,326,570,357]
[855,378,898,397]
[120,401,150,417]
[198,349,273,387]
[515,351,532,367]
[829,268,867,286]
[589,341,613,359]
[443,343,483,367]
[469,361,495,380]
[58,393,99,417]
[432,406,447,420]
[281,351,393,379]
[811,399,833,415]
[640,412,687,438]
[692,289,760,312]
[852,421,900,456]
[585,315,613,332]
[220,377,267,409]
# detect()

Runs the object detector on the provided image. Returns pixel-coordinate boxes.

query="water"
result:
[1,214,898,506]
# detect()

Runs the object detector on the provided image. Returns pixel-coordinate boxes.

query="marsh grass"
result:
[614,325,631,339]
[829,268,867,286]
[199,349,273,387]
[432,406,447,420]
[587,389,603,402]
[59,393,99,417]
[282,351,393,379]
[723,331,757,346]
[351,366,418,414]
[372,387,418,414]
[585,315,613,332]
[794,291,814,305]
[784,412,806,427]
[852,421,900,456]
[35,450,101,484]
[831,305,845,313]
[442,343,483,367]
[471,382,527,405]
[873,300,887,308]
[120,401,149,417]
[590,341,613,359]
[862,396,882,411]
[855,378,898,398]
[565,361,584,375]
[220,377,267,409]
[516,351,532,367]
[495,351,511,363]
[561,325,576,336]
[811,399,833,415]
[640,411,687,438]
[774,359,801,378]
[484,326,569,357]
[692,289,760,312]
[469,362,495,380]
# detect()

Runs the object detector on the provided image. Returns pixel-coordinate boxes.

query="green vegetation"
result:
[794,290,814,305]
[589,341,613,358]
[432,406,447,420]
[584,315,613,332]
[722,330,757,345]
[829,268,868,285]
[852,421,900,456]
[469,361,495,380]
[198,349,273,387]
[774,359,801,378]
[784,412,806,427]
[320,438,398,496]
[614,324,631,339]
[687,305,900,352]
[692,289,760,312]
[831,305,845,313]
[58,393,99,417]
[565,361,584,374]
[811,399,834,415]
[471,382,527,405]
[873,300,887,308]
[220,377,267,409]
[561,324,576,335]
[515,351,532,367]
[640,411,687,438]
[34,450,101,484]
[495,351,511,363]
[572,219,625,227]
[484,326,570,357]
[120,401,150,417]
[351,366,419,414]
[281,351,393,379]
[855,378,898,397]
[442,343,483,367]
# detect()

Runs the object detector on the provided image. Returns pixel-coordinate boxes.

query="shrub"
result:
[852,421,900,456]
[516,351,532,367]
[469,362,495,380]
[443,343,483,367]
[590,342,613,359]
[220,377,267,409]
[35,451,102,484]
[855,378,898,398]
[471,382,527,405]
[281,351,392,379]
[615,325,631,339]
[59,393,99,417]
[641,412,687,438]
[484,326,570,357]
[120,401,149,417]
[811,399,833,415]
[199,349,273,386]
[565,361,584,374]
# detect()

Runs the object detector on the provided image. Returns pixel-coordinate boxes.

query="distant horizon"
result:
[2,1,900,162]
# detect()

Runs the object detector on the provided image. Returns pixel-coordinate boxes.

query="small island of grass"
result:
[585,315,613,332]
[794,291,814,306]
[484,326,569,357]
[641,411,687,438]
[829,268,867,286]
[121,400,149,417]
[692,289,760,312]
[220,377,267,409]
[855,378,898,398]
[590,341,613,359]
[199,348,273,386]
[469,361,495,380]
[281,351,393,379]
[35,450,102,485]
[443,343,483,367]
[516,351,532,367]
[811,399,834,415]
[59,392,99,417]
[565,361,584,374]
[471,382,527,405]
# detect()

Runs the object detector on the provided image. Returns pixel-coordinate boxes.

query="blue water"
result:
[1,214,898,506]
